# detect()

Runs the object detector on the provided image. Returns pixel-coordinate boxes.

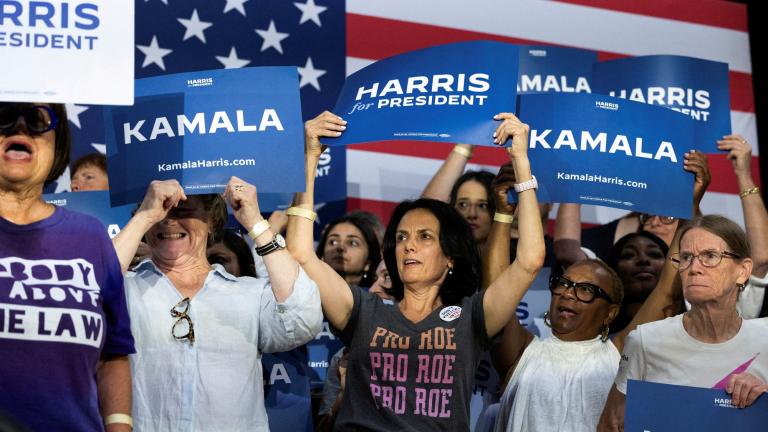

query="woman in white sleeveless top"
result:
[485,167,682,432]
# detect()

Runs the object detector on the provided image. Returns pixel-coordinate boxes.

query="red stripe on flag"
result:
[706,154,762,194]
[348,142,510,166]
[552,0,747,32]
[347,197,401,226]
[347,14,755,113]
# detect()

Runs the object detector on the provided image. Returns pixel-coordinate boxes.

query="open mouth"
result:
[557,305,578,319]
[3,141,33,160]
[403,259,420,266]
[158,232,186,240]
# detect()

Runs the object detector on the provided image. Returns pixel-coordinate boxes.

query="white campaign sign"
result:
[0,0,134,105]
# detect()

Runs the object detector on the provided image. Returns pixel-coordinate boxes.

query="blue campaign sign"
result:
[625,380,768,432]
[262,349,313,432]
[44,191,134,239]
[307,320,345,389]
[104,67,305,206]
[259,146,347,212]
[518,45,597,94]
[592,55,731,152]
[516,93,698,219]
[328,41,519,147]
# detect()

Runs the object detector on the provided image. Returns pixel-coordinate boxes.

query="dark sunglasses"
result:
[549,274,615,304]
[0,104,58,136]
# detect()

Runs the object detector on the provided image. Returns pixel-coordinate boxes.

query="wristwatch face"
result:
[275,234,286,248]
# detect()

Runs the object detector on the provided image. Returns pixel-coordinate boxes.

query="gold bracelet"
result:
[248,220,271,240]
[104,413,133,428]
[740,187,760,198]
[286,206,317,222]
[452,145,472,159]
[493,212,515,224]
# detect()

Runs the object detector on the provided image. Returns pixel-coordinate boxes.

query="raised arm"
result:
[111,180,186,274]
[612,228,681,353]
[685,149,711,217]
[484,162,535,381]
[719,134,768,276]
[223,176,298,302]
[553,203,588,268]
[286,111,354,330]
[483,113,546,338]
[421,144,474,202]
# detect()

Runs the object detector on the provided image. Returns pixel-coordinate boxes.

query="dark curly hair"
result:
[383,199,481,306]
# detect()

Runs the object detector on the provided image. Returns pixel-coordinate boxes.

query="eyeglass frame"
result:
[0,104,59,136]
[669,249,741,271]
[170,297,195,345]
[548,274,616,304]
[638,213,677,226]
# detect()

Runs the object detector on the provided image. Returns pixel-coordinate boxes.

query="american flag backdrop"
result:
[57,0,760,230]
[343,0,761,228]
[55,0,347,211]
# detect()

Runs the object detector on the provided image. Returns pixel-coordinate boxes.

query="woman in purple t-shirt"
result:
[0,102,135,431]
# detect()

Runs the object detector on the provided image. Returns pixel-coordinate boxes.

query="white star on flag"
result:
[224,0,249,16]
[298,57,326,91]
[65,104,89,129]
[91,143,106,154]
[216,47,251,69]
[54,167,70,193]
[137,36,173,71]
[178,9,213,43]
[294,0,327,27]
[255,20,289,54]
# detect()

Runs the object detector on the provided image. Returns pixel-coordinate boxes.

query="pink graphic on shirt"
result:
[367,326,458,417]
[712,353,759,389]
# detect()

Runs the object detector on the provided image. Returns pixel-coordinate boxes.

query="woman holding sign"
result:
[111,177,322,431]
[598,215,768,431]
[287,111,544,430]
[0,103,135,431]
[487,163,686,432]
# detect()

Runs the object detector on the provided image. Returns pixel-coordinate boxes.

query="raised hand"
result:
[304,111,346,159]
[223,176,262,229]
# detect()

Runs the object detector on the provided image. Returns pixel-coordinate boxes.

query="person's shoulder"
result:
[57,206,109,235]
[634,314,682,336]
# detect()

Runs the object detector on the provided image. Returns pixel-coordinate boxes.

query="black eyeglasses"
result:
[670,250,741,271]
[0,104,59,136]
[638,214,676,225]
[170,297,195,345]
[549,275,615,304]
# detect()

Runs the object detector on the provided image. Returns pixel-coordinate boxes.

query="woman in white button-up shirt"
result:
[112,176,323,431]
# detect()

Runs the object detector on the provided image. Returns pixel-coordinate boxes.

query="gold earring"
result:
[600,324,610,342]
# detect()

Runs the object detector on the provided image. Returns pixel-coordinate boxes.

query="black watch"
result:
[255,233,286,256]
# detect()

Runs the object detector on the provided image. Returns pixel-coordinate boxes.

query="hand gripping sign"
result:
[104,67,305,206]
[327,41,519,147]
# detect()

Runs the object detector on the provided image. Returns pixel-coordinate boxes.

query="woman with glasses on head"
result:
[111,177,322,431]
[0,103,135,431]
[599,214,768,431]
[487,169,687,432]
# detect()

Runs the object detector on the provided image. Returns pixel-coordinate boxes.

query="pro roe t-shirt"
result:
[0,207,135,431]
[334,286,497,431]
